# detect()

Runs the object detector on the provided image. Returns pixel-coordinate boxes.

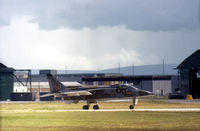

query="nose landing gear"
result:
[129,105,134,109]
[129,97,137,110]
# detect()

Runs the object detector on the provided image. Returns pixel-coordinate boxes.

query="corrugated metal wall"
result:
[0,72,14,100]
[10,92,36,101]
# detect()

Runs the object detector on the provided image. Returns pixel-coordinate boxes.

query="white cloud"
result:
[0,16,143,70]
[93,48,143,70]
[0,16,199,70]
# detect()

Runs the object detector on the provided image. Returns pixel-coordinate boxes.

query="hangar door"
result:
[190,69,200,99]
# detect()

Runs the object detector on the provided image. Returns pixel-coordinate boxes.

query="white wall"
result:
[153,80,171,95]
[13,86,28,92]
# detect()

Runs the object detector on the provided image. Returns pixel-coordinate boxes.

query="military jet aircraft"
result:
[40,74,153,110]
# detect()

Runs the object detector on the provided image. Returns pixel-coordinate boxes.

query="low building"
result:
[13,85,28,92]
[14,74,83,99]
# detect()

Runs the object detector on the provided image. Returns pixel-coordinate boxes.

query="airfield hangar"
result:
[0,63,15,100]
[177,49,200,99]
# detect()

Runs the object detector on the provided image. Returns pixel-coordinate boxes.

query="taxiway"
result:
[1,108,200,112]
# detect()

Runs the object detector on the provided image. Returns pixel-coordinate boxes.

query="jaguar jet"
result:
[40,74,153,110]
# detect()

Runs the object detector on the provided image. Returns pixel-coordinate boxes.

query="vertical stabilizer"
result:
[46,73,67,93]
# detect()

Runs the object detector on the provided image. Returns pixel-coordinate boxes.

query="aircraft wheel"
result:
[93,105,99,110]
[83,105,89,110]
[129,105,134,109]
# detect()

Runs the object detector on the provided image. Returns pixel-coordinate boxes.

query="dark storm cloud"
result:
[0,0,199,31]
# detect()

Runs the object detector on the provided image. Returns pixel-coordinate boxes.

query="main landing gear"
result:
[83,98,137,110]
[82,104,99,110]
[129,97,137,109]
[82,100,99,110]
[83,105,89,110]
[93,105,99,109]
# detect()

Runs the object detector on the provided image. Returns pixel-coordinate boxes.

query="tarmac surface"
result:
[1,99,200,104]
[164,100,200,104]
[1,108,200,112]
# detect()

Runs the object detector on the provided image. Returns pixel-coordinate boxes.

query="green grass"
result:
[1,100,200,131]
[1,112,200,131]
[1,99,200,110]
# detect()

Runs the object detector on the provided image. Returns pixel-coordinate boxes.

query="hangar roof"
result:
[177,49,200,69]
[0,63,7,68]
[0,63,15,72]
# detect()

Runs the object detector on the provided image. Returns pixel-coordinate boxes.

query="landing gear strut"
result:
[129,97,137,109]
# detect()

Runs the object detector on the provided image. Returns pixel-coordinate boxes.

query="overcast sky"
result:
[0,0,200,70]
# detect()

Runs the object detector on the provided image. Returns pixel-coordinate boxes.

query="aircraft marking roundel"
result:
[55,85,59,91]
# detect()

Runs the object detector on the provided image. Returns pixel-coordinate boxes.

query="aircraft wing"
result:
[88,88,113,91]
[62,90,92,96]
[40,91,92,97]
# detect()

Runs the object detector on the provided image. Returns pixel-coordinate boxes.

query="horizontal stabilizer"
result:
[40,94,55,97]
[40,93,61,97]
[62,91,92,96]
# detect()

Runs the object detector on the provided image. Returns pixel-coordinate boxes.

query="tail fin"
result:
[46,73,67,93]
